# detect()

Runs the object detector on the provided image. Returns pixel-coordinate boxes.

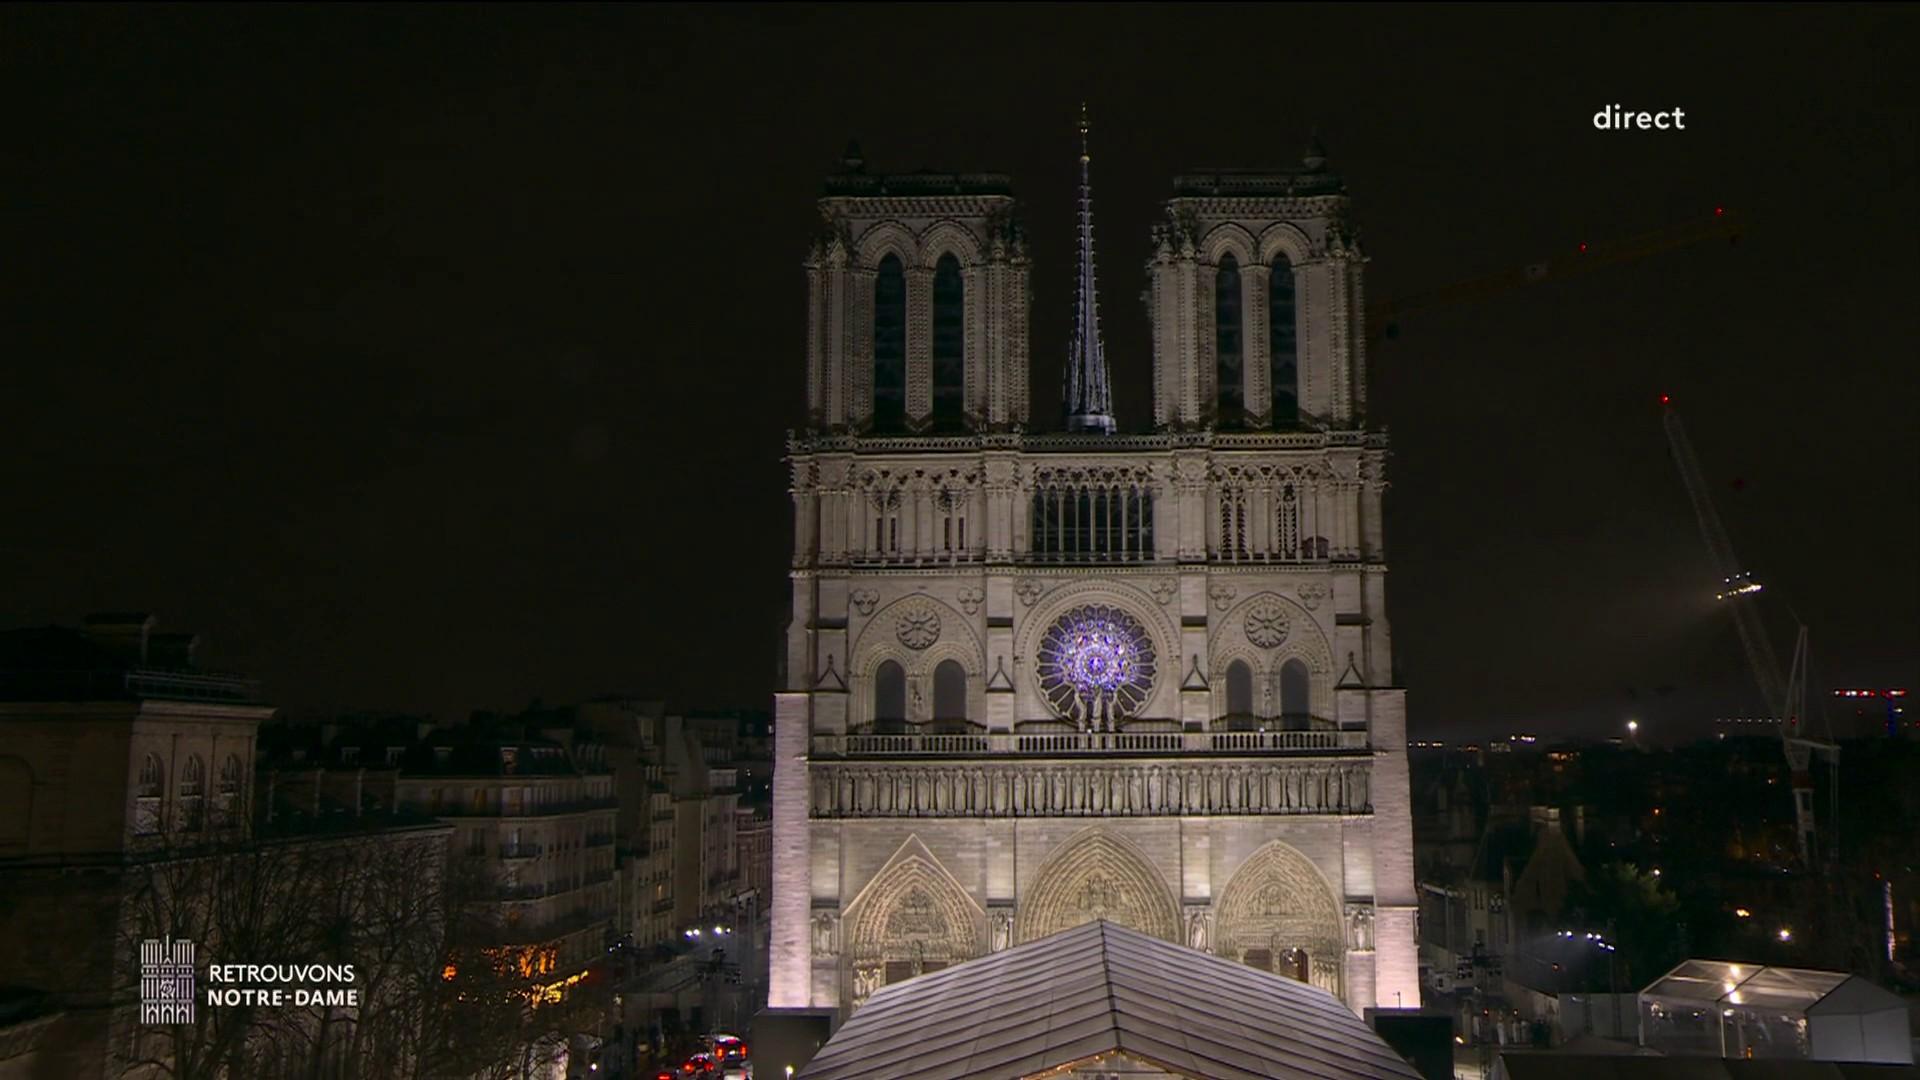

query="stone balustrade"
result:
[808,757,1371,819]
[811,729,1366,758]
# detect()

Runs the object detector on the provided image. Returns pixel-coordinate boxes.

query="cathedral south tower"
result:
[769,120,1418,1017]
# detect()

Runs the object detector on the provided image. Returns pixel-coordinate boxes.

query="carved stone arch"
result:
[855,221,921,270]
[1017,828,1180,944]
[917,220,985,268]
[1219,592,1328,660]
[843,837,985,1000]
[1214,840,1345,988]
[1257,221,1315,267]
[1217,591,1332,718]
[1198,222,1258,267]
[913,639,984,726]
[1207,643,1266,726]
[854,594,981,664]
[1013,580,1180,722]
[851,595,979,727]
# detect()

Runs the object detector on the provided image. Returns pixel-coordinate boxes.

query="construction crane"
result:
[1367,208,1745,344]
[1662,398,1840,871]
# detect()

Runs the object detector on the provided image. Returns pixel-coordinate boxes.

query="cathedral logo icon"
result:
[140,936,196,1024]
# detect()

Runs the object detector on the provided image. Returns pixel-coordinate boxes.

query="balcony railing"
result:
[585,833,613,848]
[810,729,1367,758]
[431,796,619,818]
[500,844,542,860]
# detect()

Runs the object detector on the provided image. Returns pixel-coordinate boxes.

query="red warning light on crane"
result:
[1578,242,1589,253]
[1659,394,1671,406]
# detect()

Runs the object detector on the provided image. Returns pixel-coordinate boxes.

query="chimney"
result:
[148,633,200,669]
[82,613,155,665]
[1529,805,1560,835]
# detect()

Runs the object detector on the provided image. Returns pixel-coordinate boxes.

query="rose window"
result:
[1035,605,1157,728]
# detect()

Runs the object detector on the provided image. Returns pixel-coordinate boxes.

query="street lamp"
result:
[1626,719,1639,746]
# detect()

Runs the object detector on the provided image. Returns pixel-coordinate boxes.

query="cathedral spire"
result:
[1063,103,1116,434]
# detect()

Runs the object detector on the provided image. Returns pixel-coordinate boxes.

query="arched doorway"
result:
[842,851,982,1009]
[1016,829,1180,944]
[1214,841,1346,995]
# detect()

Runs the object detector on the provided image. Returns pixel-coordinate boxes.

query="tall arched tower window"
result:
[932,660,967,725]
[1215,254,1243,427]
[873,660,907,733]
[217,754,243,826]
[931,253,964,428]
[1225,660,1253,725]
[873,254,907,432]
[1280,659,1311,730]
[1270,255,1298,425]
[135,752,164,835]
[179,755,205,830]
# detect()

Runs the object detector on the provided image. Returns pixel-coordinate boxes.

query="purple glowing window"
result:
[1036,605,1157,727]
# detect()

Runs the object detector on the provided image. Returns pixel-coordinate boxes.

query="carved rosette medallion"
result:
[895,605,941,650]
[1244,601,1291,649]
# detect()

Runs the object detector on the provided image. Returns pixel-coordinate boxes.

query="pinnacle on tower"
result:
[1062,103,1116,434]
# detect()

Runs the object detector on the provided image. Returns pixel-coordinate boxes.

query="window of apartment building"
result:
[134,753,164,835]
[178,756,204,830]
[214,754,243,827]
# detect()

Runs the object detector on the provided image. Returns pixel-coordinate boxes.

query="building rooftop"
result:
[798,920,1420,1080]
[0,622,261,704]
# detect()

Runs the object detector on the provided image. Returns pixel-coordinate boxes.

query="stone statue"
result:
[812,913,837,956]
[1187,911,1209,951]
[852,965,880,1004]
[991,912,1012,952]
[1347,905,1374,951]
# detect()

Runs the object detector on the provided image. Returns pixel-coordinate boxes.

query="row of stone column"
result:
[809,761,1371,818]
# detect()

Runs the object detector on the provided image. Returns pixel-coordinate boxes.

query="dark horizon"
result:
[6,6,1914,740]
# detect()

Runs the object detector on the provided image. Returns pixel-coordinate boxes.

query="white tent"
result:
[1803,972,1912,1065]
[1639,959,1911,1064]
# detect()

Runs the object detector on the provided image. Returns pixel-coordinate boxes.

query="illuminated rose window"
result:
[1036,605,1157,728]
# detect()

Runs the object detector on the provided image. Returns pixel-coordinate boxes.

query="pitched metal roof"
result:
[798,920,1422,1080]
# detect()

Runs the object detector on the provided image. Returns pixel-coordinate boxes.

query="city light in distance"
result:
[1778,928,1794,942]
[1735,908,1751,918]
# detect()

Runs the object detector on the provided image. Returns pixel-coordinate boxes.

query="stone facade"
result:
[770,149,1418,1017]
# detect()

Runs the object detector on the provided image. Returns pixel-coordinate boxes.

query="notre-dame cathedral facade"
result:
[769,120,1418,1018]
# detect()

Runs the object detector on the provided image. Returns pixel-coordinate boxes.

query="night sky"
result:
[6,6,1914,740]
